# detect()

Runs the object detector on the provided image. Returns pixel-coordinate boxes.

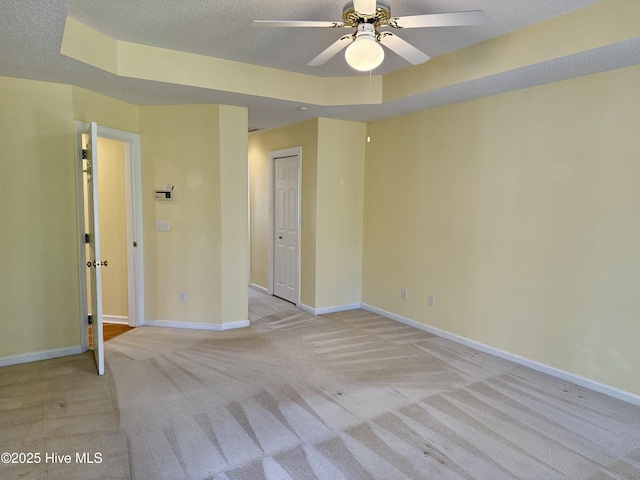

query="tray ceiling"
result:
[1,0,638,131]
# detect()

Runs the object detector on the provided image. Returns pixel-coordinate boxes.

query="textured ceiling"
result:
[67,0,603,77]
[1,0,638,131]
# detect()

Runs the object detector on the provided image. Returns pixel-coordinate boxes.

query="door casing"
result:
[268,147,302,306]
[74,121,144,352]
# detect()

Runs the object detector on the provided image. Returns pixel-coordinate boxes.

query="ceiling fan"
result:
[253,0,487,72]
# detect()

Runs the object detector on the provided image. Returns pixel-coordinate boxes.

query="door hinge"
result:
[82,149,88,159]
[85,233,90,244]
[87,314,93,325]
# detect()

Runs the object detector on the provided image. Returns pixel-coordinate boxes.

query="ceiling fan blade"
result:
[353,0,376,16]
[379,33,430,65]
[390,10,487,29]
[252,20,344,28]
[307,35,354,66]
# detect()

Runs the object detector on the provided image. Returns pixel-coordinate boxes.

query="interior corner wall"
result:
[362,64,640,396]
[315,118,366,309]
[248,119,319,307]
[0,76,79,359]
[140,105,223,324]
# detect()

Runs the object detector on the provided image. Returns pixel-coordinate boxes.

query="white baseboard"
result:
[316,303,362,315]
[0,346,84,368]
[103,315,129,325]
[297,303,316,315]
[143,319,250,331]
[361,303,640,407]
[249,283,270,295]
[297,303,362,315]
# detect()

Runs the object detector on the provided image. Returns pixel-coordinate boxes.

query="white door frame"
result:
[268,147,302,305]
[74,121,145,351]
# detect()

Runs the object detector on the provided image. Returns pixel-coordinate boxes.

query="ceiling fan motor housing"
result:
[354,23,376,39]
[342,0,391,27]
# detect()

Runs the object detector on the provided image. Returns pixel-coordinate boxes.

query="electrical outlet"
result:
[179,291,187,302]
[156,220,170,231]
[401,288,407,300]
[428,295,435,307]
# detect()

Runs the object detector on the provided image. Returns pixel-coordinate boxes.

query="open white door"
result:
[84,122,105,375]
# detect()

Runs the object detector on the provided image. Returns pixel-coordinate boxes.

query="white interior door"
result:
[273,156,299,303]
[84,122,105,375]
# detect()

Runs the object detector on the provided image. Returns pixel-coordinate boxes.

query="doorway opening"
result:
[74,122,144,372]
[84,137,133,344]
[88,324,134,348]
[268,147,302,305]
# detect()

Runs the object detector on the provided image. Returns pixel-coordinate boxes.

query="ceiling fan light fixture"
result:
[345,31,384,71]
[255,4,485,70]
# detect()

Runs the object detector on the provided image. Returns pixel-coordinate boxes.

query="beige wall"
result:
[0,77,248,361]
[0,77,79,357]
[140,105,222,323]
[248,118,366,310]
[2,63,637,402]
[362,65,640,396]
[0,77,140,361]
[72,86,139,133]
[315,118,365,309]
[248,119,318,306]
[248,136,270,289]
[140,104,248,324]
[219,105,249,323]
[97,137,128,318]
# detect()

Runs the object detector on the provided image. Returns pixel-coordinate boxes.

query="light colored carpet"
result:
[1,289,640,479]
